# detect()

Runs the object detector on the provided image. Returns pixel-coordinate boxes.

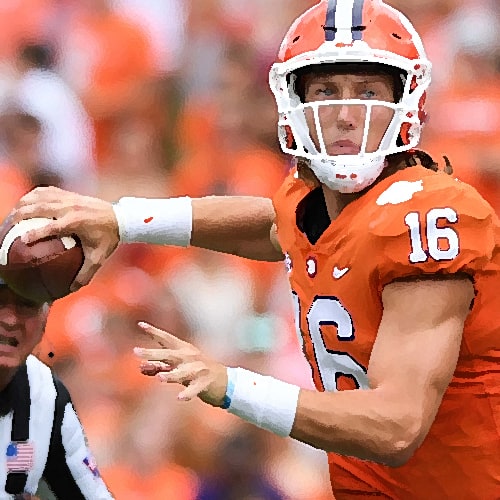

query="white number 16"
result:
[293,294,369,392]
[405,208,459,263]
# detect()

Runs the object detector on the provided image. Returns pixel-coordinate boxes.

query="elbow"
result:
[378,442,418,468]
[374,417,426,468]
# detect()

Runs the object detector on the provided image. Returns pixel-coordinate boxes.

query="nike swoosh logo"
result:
[333,267,350,279]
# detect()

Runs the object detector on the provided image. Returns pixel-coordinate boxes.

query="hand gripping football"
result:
[0,218,84,303]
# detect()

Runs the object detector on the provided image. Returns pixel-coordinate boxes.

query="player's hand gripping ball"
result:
[0,217,84,303]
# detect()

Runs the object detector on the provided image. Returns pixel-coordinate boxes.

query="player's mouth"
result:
[0,335,19,347]
[327,140,361,155]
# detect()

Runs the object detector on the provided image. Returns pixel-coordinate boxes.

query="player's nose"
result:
[336,104,362,130]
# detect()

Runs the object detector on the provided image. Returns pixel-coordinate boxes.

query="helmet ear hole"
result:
[399,123,411,145]
[418,93,427,124]
[279,124,297,150]
[409,75,418,93]
[285,125,296,149]
[285,125,295,149]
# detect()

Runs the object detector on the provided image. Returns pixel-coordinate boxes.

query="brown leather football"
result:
[0,217,84,303]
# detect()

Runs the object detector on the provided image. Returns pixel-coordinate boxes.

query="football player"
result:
[11,1,500,498]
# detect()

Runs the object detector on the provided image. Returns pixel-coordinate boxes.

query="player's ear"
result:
[270,223,282,254]
[40,301,51,325]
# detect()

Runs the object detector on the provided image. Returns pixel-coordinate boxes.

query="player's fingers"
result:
[140,361,172,376]
[15,186,62,207]
[20,220,66,245]
[156,365,194,385]
[70,248,114,292]
[158,361,207,384]
[133,347,184,365]
[12,197,71,224]
[71,242,110,291]
[175,376,212,402]
[13,188,102,227]
[139,324,167,347]
[138,321,191,349]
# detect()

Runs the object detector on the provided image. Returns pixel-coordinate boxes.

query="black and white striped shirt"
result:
[0,355,113,499]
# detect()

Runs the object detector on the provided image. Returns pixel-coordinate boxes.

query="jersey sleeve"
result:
[368,177,499,289]
[43,377,113,499]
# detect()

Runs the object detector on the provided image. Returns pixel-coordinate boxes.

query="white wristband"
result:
[112,197,192,246]
[225,367,300,437]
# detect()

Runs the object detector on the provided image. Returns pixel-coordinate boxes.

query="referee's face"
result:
[0,286,48,370]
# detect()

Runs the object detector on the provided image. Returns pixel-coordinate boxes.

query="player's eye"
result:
[16,298,41,313]
[20,300,38,309]
[305,85,339,102]
[361,89,377,99]
[0,297,39,314]
[318,87,336,98]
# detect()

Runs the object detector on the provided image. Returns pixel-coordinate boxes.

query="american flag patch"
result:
[6,442,34,472]
[83,455,100,478]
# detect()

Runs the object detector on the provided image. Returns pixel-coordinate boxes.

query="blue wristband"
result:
[220,374,236,410]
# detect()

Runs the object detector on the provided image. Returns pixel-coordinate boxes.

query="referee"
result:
[0,278,113,499]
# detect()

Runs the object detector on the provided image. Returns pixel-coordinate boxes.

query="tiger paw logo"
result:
[376,180,423,206]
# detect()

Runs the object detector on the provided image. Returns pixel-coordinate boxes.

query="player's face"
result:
[0,286,48,369]
[301,72,395,155]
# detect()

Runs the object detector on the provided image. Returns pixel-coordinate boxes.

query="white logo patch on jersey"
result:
[376,180,424,206]
[306,257,317,277]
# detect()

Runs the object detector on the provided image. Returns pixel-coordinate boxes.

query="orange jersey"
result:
[273,165,500,499]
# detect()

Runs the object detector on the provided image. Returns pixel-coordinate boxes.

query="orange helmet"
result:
[269,0,431,193]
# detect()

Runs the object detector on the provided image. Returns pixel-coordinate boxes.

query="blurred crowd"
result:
[0,1,498,499]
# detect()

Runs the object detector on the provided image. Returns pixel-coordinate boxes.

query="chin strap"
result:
[309,155,386,193]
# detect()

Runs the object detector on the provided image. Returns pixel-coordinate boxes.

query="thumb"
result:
[70,258,100,292]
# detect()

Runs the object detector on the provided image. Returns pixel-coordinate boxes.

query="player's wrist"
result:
[199,365,229,407]
[112,197,192,246]
[222,367,300,437]
[219,367,234,409]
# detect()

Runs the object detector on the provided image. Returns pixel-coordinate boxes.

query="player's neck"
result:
[321,155,412,220]
[321,186,360,221]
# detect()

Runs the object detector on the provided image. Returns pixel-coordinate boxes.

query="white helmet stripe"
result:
[325,0,357,45]
[335,0,356,44]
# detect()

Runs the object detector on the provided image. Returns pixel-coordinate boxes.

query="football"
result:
[0,217,84,303]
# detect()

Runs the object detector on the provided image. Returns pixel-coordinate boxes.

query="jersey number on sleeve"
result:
[404,208,459,263]
[293,294,369,392]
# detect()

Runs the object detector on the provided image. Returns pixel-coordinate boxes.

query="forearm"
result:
[291,388,419,466]
[223,367,421,467]
[113,195,283,261]
[191,196,283,261]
